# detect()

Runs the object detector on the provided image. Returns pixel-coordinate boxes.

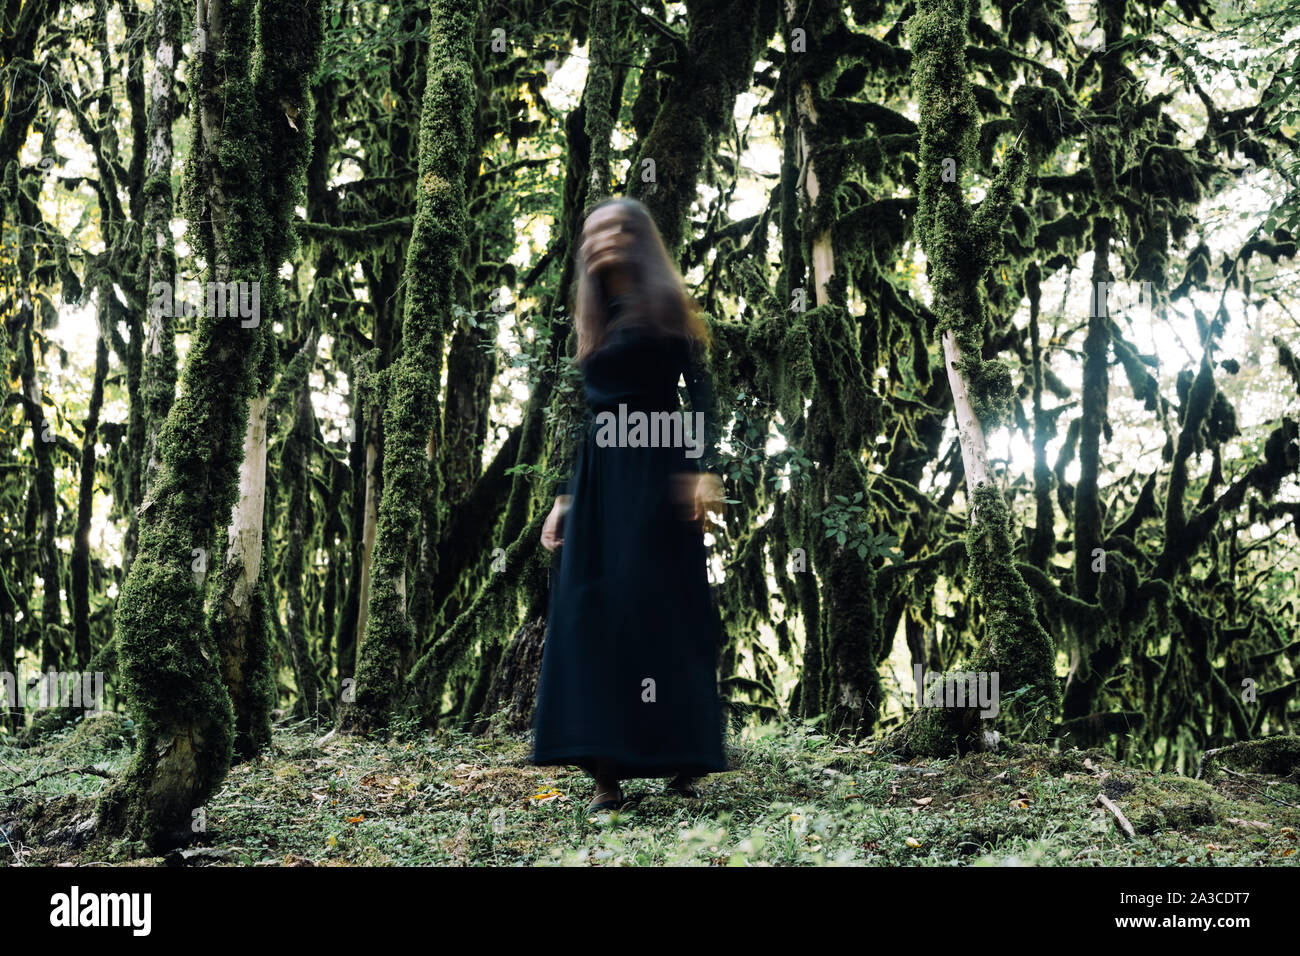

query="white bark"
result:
[355,436,379,650]
[787,11,834,305]
[941,330,993,492]
[226,395,269,610]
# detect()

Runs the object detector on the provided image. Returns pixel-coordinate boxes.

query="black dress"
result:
[530,305,728,780]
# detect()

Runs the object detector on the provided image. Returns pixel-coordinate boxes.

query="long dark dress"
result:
[530,307,728,780]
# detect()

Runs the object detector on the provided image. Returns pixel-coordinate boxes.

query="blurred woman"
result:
[533,196,727,811]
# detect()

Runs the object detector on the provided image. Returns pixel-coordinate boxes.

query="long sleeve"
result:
[682,337,722,473]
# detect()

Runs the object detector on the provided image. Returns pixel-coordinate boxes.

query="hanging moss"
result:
[1010,86,1070,165]
[1276,337,1300,395]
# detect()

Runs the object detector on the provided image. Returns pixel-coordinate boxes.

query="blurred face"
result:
[581,205,637,278]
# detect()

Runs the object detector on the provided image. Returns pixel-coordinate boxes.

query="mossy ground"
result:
[1,716,1297,866]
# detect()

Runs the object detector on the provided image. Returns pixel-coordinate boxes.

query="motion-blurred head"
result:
[572,197,710,364]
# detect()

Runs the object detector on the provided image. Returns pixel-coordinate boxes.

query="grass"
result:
[1,713,1298,866]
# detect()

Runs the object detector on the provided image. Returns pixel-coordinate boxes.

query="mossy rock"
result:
[68,712,135,751]
[9,794,100,850]
[33,712,136,764]
[1117,776,1218,835]
[11,706,78,747]
[1198,737,1300,781]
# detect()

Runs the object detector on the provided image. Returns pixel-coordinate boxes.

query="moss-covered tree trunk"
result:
[137,0,181,516]
[885,0,1059,757]
[1063,0,1123,724]
[351,260,397,665]
[211,0,329,755]
[627,0,779,259]
[98,0,323,849]
[342,0,481,732]
[283,343,322,717]
[783,0,884,735]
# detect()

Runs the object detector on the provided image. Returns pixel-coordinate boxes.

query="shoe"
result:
[665,773,700,798]
[586,784,624,813]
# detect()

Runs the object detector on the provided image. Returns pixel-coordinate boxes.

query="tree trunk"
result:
[343,0,482,732]
[98,0,323,849]
[71,281,111,668]
[885,0,1058,757]
[139,0,181,506]
[216,395,273,755]
[284,368,322,716]
[20,313,63,670]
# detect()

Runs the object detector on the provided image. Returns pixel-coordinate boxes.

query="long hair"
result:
[571,197,711,365]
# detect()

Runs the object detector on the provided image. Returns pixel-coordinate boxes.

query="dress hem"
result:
[530,744,727,779]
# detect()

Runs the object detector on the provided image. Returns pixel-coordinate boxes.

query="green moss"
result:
[1200,737,1300,780]
[966,485,1061,732]
[101,0,325,850]
[1117,776,1218,835]
[959,355,1015,431]
[348,0,482,732]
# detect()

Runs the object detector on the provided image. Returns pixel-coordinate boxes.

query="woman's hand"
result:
[673,473,725,532]
[541,495,571,552]
[694,473,725,530]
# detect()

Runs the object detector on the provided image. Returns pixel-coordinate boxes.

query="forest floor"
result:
[1,713,1298,866]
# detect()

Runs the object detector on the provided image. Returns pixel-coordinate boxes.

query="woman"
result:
[532,196,728,812]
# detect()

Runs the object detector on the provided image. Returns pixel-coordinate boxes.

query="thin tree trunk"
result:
[20,315,62,670]
[218,395,272,754]
[71,281,111,668]
[284,368,322,716]
[139,0,180,505]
